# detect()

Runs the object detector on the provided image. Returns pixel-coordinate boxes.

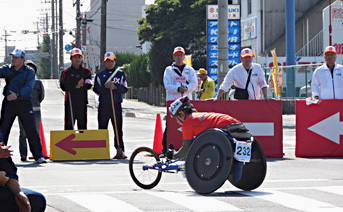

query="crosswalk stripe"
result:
[60,193,143,212]
[144,190,242,212]
[315,186,343,196]
[240,189,343,212]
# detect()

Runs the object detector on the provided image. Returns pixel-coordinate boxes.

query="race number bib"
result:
[234,140,252,163]
[174,76,187,83]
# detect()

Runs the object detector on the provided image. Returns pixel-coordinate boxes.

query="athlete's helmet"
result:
[169,96,193,117]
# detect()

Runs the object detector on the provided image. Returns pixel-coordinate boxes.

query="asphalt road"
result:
[3,80,343,212]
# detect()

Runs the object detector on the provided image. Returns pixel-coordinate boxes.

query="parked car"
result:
[299,80,312,98]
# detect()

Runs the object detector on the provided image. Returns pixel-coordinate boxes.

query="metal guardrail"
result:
[263,63,322,99]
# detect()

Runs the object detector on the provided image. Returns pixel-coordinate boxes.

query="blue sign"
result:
[65,44,72,52]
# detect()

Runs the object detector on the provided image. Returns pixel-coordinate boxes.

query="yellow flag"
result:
[253,49,257,63]
[270,49,280,97]
[184,55,192,66]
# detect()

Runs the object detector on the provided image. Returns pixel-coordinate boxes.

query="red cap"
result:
[104,52,116,61]
[324,46,336,54]
[240,48,253,57]
[173,46,185,55]
[70,48,83,57]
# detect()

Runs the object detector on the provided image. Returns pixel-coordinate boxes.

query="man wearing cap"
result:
[0,49,46,163]
[93,52,128,159]
[60,48,92,130]
[163,46,198,101]
[162,46,197,154]
[215,48,268,100]
[311,46,343,99]
[18,60,45,162]
[196,68,215,100]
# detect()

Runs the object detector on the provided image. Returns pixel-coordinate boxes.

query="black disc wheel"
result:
[228,139,267,191]
[185,130,234,194]
[129,147,162,189]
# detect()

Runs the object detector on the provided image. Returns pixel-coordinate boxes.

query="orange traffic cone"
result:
[153,113,163,154]
[39,120,49,158]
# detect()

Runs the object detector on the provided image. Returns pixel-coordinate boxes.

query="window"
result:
[248,0,252,15]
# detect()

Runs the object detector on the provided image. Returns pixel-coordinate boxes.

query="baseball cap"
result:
[197,68,207,75]
[10,49,26,58]
[104,52,116,61]
[240,48,253,57]
[25,60,37,72]
[324,46,336,54]
[173,46,185,55]
[70,48,83,56]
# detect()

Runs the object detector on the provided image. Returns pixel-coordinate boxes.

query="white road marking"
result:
[240,189,343,212]
[60,193,143,212]
[144,190,242,212]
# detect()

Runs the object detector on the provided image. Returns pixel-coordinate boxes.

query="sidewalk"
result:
[87,90,167,120]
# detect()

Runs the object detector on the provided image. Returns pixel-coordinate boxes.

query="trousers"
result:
[0,100,43,160]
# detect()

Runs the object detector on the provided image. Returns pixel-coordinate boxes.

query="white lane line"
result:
[315,186,343,196]
[240,189,343,212]
[60,193,143,212]
[144,190,242,212]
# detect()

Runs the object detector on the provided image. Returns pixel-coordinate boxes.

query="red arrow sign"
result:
[55,134,107,155]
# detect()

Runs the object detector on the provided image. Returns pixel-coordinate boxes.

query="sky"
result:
[0,0,91,61]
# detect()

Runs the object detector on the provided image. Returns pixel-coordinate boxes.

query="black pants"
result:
[0,187,46,212]
[98,102,124,151]
[64,97,87,130]
[0,100,43,160]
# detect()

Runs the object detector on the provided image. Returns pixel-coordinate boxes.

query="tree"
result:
[137,0,217,85]
[37,35,51,79]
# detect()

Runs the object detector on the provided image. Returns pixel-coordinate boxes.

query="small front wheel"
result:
[129,147,162,189]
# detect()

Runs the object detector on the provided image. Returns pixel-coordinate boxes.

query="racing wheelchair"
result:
[129,126,267,194]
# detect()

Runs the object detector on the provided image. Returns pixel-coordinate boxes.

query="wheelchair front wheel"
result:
[129,147,162,189]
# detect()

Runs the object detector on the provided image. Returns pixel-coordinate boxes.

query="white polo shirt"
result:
[219,63,268,100]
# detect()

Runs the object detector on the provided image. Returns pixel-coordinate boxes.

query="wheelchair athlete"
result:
[168,96,251,159]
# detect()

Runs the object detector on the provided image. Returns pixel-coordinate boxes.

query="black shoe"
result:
[21,156,27,162]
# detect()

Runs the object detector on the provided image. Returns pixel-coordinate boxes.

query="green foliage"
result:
[137,0,216,85]
[115,52,150,88]
[37,35,51,79]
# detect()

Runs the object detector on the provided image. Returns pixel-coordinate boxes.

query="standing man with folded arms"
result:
[60,48,93,130]
[0,49,46,163]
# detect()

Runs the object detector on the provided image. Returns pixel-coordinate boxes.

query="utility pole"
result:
[100,0,107,71]
[76,0,81,48]
[58,0,64,78]
[217,0,228,97]
[36,22,40,46]
[51,0,58,79]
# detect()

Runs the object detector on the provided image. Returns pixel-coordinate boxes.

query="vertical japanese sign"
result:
[207,4,241,94]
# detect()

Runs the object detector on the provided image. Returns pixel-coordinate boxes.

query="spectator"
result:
[162,46,198,154]
[0,142,46,211]
[60,48,92,130]
[0,49,46,163]
[93,52,128,159]
[18,60,45,162]
[196,68,215,100]
[312,46,343,100]
[215,48,268,100]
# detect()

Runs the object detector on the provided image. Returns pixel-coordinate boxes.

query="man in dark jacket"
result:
[0,49,46,163]
[60,48,92,130]
[18,60,45,162]
[93,52,128,159]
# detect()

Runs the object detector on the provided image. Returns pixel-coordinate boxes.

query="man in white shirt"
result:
[312,46,343,100]
[162,46,197,155]
[215,48,268,100]
[163,46,197,101]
